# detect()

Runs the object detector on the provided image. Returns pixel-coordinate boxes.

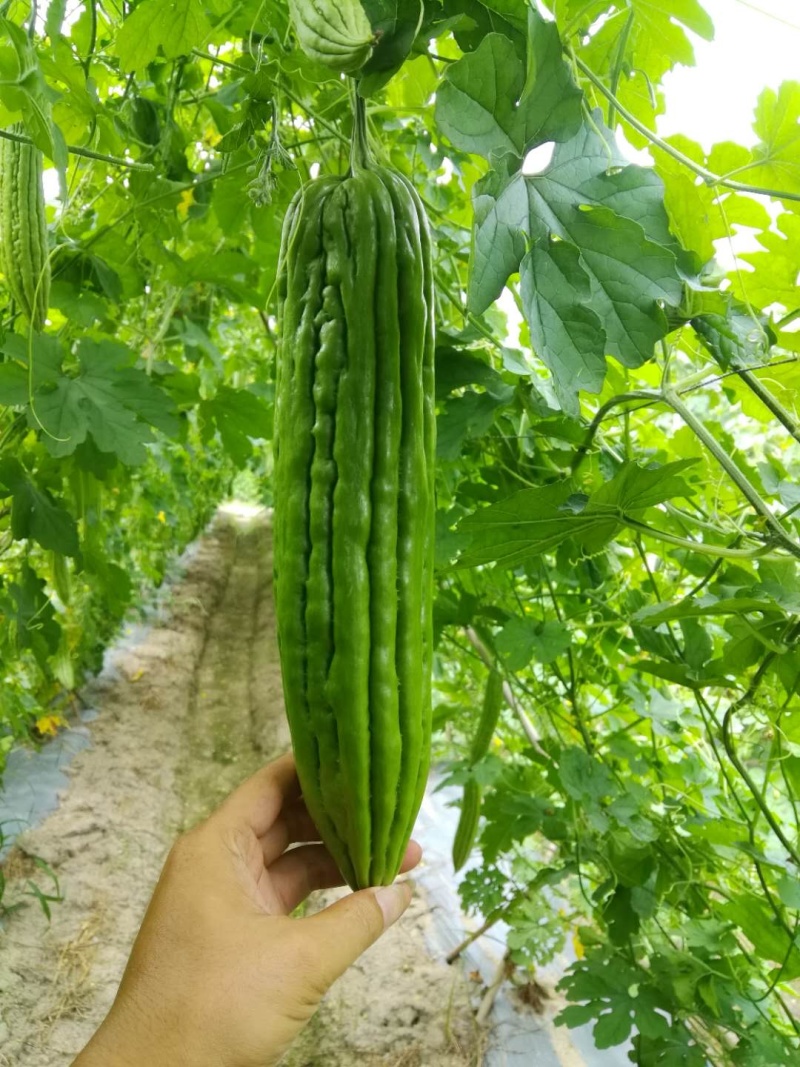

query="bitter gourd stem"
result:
[350,92,371,173]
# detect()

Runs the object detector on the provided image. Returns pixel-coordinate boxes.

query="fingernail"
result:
[374,882,412,929]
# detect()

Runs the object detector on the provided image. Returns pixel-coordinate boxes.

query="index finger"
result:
[212,752,301,836]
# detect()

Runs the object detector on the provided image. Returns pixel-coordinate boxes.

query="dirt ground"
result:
[0,506,483,1067]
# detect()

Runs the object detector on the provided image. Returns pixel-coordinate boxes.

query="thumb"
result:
[303,881,413,988]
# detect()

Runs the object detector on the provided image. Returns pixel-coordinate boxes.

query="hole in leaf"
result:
[522,142,555,176]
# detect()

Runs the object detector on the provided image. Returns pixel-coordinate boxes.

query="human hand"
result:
[74,753,421,1067]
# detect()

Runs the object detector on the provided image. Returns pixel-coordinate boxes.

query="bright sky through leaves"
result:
[660,0,800,147]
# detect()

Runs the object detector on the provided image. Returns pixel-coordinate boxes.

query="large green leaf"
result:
[1,563,61,665]
[519,237,607,414]
[469,118,679,311]
[34,340,179,465]
[359,0,424,96]
[457,460,698,568]
[468,119,684,389]
[0,457,78,556]
[435,16,582,163]
[115,0,210,72]
[742,81,800,200]
[581,0,714,98]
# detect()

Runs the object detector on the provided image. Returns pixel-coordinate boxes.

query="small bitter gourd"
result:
[274,98,435,890]
[469,669,504,765]
[0,129,50,329]
[452,778,481,873]
[452,670,505,871]
[288,0,376,74]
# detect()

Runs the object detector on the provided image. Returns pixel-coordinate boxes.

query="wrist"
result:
[73,1004,189,1067]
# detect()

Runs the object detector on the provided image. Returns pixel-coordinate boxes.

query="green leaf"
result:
[82,547,133,618]
[115,0,211,72]
[721,893,800,978]
[581,0,714,111]
[740,212,800,312]
[743,81,800,199]
[471,113,675,304]
[559,746,617,803]
[34,340,179,466]
[0,458,79,557]
[45,0,68,41]
[436,390,510,461]
[435,348,507,400]
[358,0,424,96]
[692,300,776,370]
[0,333,64,407]
[496,616,571,669]
[632,659,730,690]
[519,237,606,415]
[633,597,778,626]
[1,563,61,665]
[435,18,581,162]
[478,0,529,30]
[458,461,696,569]
[0,18,58,158]
[603,886,641,945]
[445,0,525,55]
[469,118,684,383]
[481,782,551,860]
[591,458,698,511]
[200,386,272,467]
[776,874,800,911]
[680,618,712,672]
[457,479,590,568]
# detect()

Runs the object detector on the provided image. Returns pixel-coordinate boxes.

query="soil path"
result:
[0,507,481,1067]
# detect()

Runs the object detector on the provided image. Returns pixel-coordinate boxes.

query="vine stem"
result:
[81,0,97,76]
[737,368,800,445]
[620,516,782,560]
[445,890,527,964]
[662,388,800,558]
[0,128,154,171]
[721,641,800,869]
[350,90,370,172]
[572,54,800,204]
[606,8,634,129]
[144,287,183,375]
[572,387,798,559]
[572,390,660,474]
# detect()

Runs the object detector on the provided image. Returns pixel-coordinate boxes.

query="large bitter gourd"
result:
[0,129,50,329]
[274,101,435,889]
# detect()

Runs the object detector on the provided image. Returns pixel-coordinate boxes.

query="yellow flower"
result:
[572,928,586,960]
[35,714,66,737]
[157,510,166,524]
[177,188,194,219]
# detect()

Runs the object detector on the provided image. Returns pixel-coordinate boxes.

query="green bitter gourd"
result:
[452,669,505,872]
[0,129,50,329]
[274,98,435,890]
[288,0,376,75]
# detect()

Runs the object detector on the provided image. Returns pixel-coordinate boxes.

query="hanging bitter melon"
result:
[0,129,50,329]
[274,99,435,889]
[452,670,505,872]
[288,0,376,74]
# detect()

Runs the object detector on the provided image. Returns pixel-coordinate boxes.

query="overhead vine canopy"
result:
[2,0,800,1061]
